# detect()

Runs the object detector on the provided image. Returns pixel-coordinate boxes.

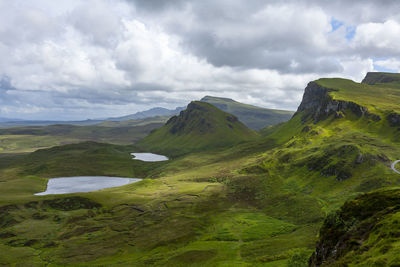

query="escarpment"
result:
[296,81,381,123]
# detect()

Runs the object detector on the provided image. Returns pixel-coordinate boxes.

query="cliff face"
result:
[296,81,381,123]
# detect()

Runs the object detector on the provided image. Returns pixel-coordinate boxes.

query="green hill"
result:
[138,101,258,156]
[201,96,294,130]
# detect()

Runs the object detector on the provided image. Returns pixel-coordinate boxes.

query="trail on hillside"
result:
[391,160,400,174]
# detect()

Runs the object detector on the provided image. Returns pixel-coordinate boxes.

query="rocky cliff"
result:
[296,81,381,123]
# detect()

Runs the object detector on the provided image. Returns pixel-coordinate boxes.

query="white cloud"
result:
[353,20,400,54]
[374,58,400,72]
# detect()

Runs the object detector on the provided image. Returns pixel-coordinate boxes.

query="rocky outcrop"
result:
[387,112,400,127]
[296,82,381,123]
[166,102,226,135]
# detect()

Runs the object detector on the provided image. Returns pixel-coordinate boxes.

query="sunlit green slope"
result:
[310,188,400,266]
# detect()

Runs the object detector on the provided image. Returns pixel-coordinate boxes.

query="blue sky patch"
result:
[373,64,397,73]
[373,57,397,72]
[330,17,344,32]
[345,26,356,40]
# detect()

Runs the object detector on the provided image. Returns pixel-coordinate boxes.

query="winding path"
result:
[391,160,400,175]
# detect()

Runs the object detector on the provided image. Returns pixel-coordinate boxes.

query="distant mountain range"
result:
[0,98,293,129]
[106,107,185,121]
[0,117,23,123]
[0,107,186,127]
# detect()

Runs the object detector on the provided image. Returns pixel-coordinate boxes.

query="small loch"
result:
[35,176,141,196]
[131,153,169,162]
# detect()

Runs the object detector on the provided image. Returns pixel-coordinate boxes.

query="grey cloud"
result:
[127,0,186,12]
[128,0,400,73]
[68,1,125,47]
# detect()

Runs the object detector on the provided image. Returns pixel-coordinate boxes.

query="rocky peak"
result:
[166,101,239,135]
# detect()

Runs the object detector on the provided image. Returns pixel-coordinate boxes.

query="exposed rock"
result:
[387,112,400,127]
[355,154,363,164]
[296,82,381,123]
[302,126,312,133]
[167,102,218,135]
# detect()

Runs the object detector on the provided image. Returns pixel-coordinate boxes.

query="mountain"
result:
[107,106,185,121]
[200,95,294,130]
[138,101,258,156]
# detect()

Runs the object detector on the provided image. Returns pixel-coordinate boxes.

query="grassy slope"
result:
[0,74,400,266]
[310,188,400,266]
[138,101,259,156]
[201,96,294,130]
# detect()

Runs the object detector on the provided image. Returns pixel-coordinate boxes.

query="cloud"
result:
[0,0,399,120]
[374,58,400,72]
[353,20,400,56]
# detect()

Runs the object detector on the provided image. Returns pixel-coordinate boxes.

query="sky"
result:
[1,0,400,120]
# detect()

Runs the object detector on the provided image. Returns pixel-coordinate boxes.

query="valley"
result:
[0,72,400,266]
